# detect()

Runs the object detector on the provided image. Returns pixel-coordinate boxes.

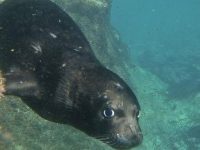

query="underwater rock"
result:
[51,0,132,72]
[0,97,112,150]
[138,49,200,99]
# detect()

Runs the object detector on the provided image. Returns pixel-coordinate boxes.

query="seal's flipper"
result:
[0,71,6,98]
[3,67,41,98]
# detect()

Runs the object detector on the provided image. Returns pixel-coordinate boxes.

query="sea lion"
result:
[0,0,142,149]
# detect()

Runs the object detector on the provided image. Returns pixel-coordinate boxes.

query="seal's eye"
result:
[103,107,115,118]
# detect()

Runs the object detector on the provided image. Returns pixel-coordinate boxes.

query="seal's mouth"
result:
[96,132,143,149]
[114,132,143,149]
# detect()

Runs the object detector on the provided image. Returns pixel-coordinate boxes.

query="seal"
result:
[0,0,142,149]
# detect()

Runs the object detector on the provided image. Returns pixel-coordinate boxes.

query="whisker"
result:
[96,137,110,141]
[95,133,125,148]
[95,134,110,138]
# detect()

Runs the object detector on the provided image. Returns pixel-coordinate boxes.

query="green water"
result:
[112,0,200,149]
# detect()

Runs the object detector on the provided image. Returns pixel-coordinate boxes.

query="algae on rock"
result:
[0,97,112,150]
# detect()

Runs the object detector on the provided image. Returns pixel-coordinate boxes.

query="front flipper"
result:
[1,67,41,99]
[0,70,6,98]
[0,67,52,119]
[0,67,73,123]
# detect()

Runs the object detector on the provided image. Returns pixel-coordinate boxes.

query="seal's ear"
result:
[1,67,41,99]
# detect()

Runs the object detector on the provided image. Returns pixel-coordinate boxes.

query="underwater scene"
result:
[0,0,199,150]
[112,0,200,149]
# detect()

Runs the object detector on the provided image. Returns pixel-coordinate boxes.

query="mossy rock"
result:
[0,97,112,150]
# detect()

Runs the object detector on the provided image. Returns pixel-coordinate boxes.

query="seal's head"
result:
[92,80,143,149]
[61,66,143,149]
[97,81,142,149]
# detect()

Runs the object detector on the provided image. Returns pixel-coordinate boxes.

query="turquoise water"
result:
[111,0,200,149]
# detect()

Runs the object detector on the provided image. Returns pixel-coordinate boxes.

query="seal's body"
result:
[0,0,142,149]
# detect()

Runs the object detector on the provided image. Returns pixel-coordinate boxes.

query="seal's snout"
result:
[116,125,143,148]
[114,132,143,149]
[110,114,143,149]
[127,124,143,145]
[130,131,143,146]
